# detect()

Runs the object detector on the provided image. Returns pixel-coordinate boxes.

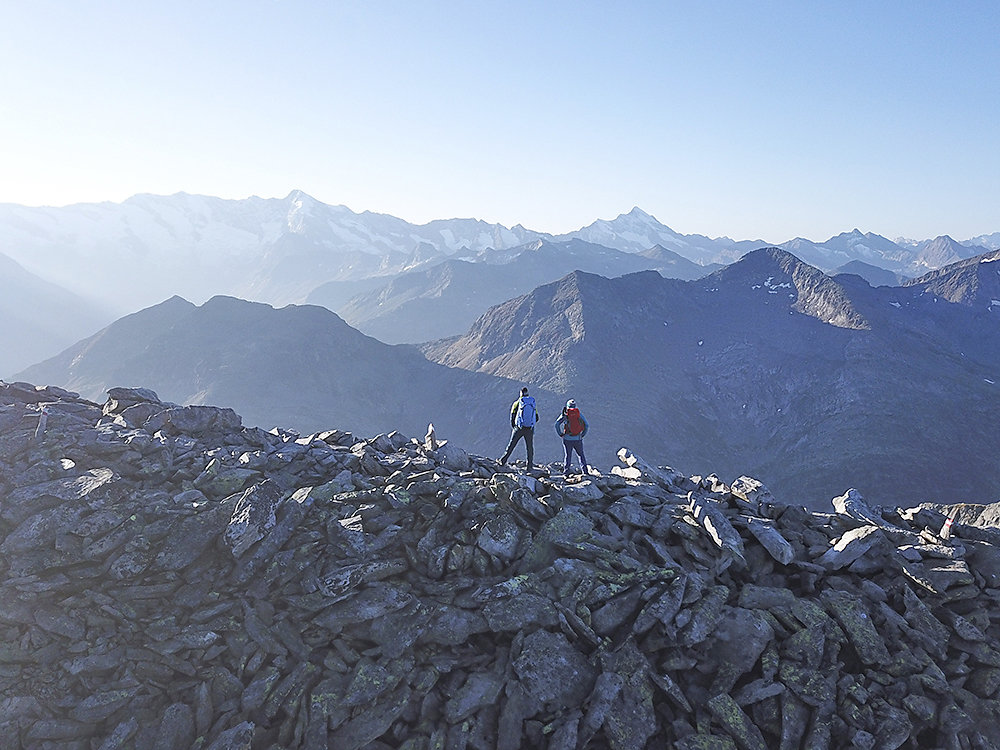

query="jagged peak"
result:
[623,206,654,220]
[925,234,958,246]
[706,247,869,329]
[284,188,317,203]
[574,206,674,235]
[726,246,811,274]
[617,206,669,230]
[161,294,194,305]
[828,228,878,243]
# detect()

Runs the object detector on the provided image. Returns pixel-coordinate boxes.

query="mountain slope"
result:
[0,251,114,377]
[559,206,763,266]
[423,249,1000,507]
[15,296,561,456]
[833,260,902,287]
[326,239,713,344]
[910,235,984,274]
[903,249,1000,310]
[638,244,722,276]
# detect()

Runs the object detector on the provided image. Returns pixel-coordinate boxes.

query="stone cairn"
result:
[2,381,1000,750]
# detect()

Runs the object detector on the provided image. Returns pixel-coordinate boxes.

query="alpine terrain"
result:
[3,380,1000,748]
[423,248,1000,508]
[14,295,564,458]
[0,251,114,376]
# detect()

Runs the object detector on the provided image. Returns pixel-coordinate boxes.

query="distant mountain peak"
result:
[905,248,1000,306]
[727,246,802,272]
[284,191,318,234]
[709,247,869,330]
[285,188,316,203]
[565,207,681,257]
[624,206,655,221]
[707,246,808,285]
[618,206,667,228]
[832,228,873,242]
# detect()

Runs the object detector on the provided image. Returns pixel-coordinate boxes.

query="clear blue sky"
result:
[1,1,997,242]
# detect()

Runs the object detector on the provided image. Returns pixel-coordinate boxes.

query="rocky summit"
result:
[3,381,1000,749]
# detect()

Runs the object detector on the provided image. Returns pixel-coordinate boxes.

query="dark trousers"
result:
[502,426,534,467]
[563,439,588,473]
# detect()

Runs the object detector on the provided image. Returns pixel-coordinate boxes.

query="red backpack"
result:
[566,408,584,436]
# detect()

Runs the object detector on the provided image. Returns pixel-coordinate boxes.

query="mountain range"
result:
[322,239,713,344]
[0,250,113,376]
[17,242,1000,509]
[1,190,992,311]
[2,190,995,371]
[5,190,999,508]
[14,294,562,457]
[419,246,1000,506]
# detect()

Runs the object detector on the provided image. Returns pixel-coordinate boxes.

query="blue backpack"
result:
[516,396,537,427]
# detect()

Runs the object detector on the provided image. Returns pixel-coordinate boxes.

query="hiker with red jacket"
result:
[555,398,589,476]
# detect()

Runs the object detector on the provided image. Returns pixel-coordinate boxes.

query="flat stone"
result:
[444,671,504,723]
[821,590,890,667]
[153,702,196,750]
[476,510,524,561]
[816,525,883,569]
[514,629,597,707]
[224,480,284,557]
[420,604,489,646]
[204,721,255,750]
[730,476,776,514]
[707,693,768,750]
[483,593,559,632]
[70,689,133,722]
[743,517,795,565]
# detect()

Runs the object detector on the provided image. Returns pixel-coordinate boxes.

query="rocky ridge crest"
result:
[2,381,1000,749]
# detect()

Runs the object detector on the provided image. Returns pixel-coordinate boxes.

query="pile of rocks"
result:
[3,380,1000,749]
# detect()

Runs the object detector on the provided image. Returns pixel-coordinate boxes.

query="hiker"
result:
[500,387,537,469]
[555,398,589,476]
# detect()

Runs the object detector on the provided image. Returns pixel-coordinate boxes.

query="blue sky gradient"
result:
[1,1,997,242]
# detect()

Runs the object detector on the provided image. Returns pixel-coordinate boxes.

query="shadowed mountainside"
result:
[0,251,113,378]
[15,295,563,459]
[325,239,711,344]
[422,248,1000,508]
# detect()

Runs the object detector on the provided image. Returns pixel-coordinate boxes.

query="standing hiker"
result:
[555,398,589,476]
[500,387,537,469]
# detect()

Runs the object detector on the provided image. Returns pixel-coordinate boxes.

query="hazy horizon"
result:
[1,1,997,242]
[2,188,996,248]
